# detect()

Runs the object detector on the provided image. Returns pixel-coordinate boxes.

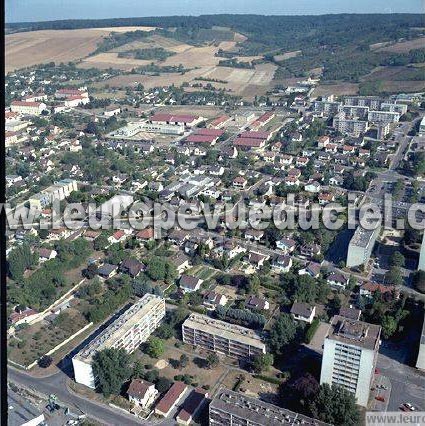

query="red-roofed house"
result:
[209,115,231,128]
[155,382,187,417]
[127,379,158,409]
[233,137,266,150]
[185,134,218,146]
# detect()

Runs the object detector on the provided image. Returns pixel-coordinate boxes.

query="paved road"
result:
[376,343,425,412]
[8,366,146,425]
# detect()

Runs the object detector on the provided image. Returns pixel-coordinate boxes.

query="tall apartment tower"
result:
[320,315,381,407]
[72,294,165,388]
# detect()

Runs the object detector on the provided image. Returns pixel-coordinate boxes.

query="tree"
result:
[179,354,189,369]
[205,353,220,369]
[292,373,319,401]
[38,355,53,368]
[92,348,132,397]
[268,314,297,355]
[389,252,405,268]
[309,384,360,426]
[144,337,165,358]
[156,377,173,393]
[381,315,398,339]
[94,234,109,251]
[385,267,403,286]
[252,353,274,374]
[155,323,174,340]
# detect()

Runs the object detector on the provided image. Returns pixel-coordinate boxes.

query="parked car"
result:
[404,403,416,411]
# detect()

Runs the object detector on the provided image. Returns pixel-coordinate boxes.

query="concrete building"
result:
[416,312,425,370]
[346,224,381,268]
[419,116,425,137]
[72,294,165,388]
[182,313,266,359]
[418,232,425,271]
[209,389,328,426]
[368,110,400,124]
[380,102,408,115]
[10,101,46,115]
[142,122,185,135]
[320,315,381,407]
[28,179,78,210]
[313,100,340,116]
[339,105,369,119]
[344,96,381,110]
[332,112,369,137]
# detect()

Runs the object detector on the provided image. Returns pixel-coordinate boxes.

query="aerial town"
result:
[4,9,425,426]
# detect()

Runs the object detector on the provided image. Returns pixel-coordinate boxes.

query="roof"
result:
[328,272,348,284]
[176,388,208,422]
[97,263,117,276]
[327,315,381,350]
[239,131,270,140]
[11,101,43,107]
[121,258,145,276]
[186,134,216,144]
[155,381,187,414]
[183,313,265,349]
[291,302,315,318]
[210,389,329,426]
[234,137,264,148]
[195,128,224,137]
[338,307,362,321]
[38,248,54,258]
[135,228,154,239]
[246,295,268,310]
[361,282,395,294]
[180,274,201,289]
[128,379,154,399]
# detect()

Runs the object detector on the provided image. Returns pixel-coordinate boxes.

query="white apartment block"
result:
[339,105,369,119]
[346,224,380,268]
[313,100,341,116]
[343,96,381,110]
[367,110,400,124]
[28,179,78,210]
[182,313,266,359]
[416,312,425,371]
[380,102,408,115]
[72,294,165,388]
[320,315,381,407]
[332,112,369,137]
[10,101,46,115]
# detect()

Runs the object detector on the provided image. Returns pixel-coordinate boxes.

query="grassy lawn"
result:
[189,265,218,281]
[8,308,89,367]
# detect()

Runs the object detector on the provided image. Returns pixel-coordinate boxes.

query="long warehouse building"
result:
[182,313,266,359]
[72,294,165,388]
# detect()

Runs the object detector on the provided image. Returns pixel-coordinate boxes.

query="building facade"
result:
[346,225,381,268]
[320,315,381,407]
[182,313,266,359]
[72,294,165,388]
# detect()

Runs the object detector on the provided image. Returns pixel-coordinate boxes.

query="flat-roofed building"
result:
[368,110,400,124]
[313,100,340,116]
[320,315,381,407]
[333,112,369,137]
[28,179,78,210]
[182,313,266,359]
[346,224,380,268]
[72,294,165,388]
[380,102,408,115]
[209,389,329,426]
[344,96,381,110]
